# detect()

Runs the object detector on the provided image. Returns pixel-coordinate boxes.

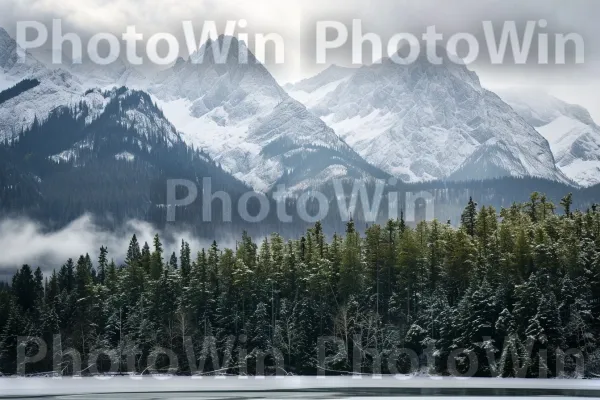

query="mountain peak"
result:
[0,27,10,40]
[0,25,45,79]
[190,35,255,65]
[0,27,16,66]
[291,47,563,183]
[152,32,283,104]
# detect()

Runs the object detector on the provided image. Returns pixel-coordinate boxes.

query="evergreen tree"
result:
[125,234,141,267]
[180,240,191,278]
[98,246,108,284]
[0,192,597,377]
[140,242,151,275]
[561,193,573,218]
[150,234,164,279]
[169,252,178,270]
[461,197,478,237]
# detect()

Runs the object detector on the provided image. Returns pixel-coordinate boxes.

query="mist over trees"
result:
[0,193,599,378]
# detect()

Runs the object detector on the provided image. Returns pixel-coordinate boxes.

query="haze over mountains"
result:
[1,27,600,232]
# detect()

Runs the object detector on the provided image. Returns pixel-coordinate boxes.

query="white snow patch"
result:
[561,159,600,187]
[537,116,590,158]
[536,116,600,186]
[114,151,135,161]
[0,72,15,92]
[153,96,281,192]
[287,77,350,109]
[49,149,77,163]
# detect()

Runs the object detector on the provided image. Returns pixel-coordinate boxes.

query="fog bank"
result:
[0,214,226,280]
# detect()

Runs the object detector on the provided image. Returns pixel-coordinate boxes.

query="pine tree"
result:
[340,219,362,301]
[46,271,59,306]
[0,191,597,377]
[461,197,478,237]
[33,267,44,305]
[525,291,563,377]
[125,234,141,267]
[180,240,191,278]
[140,242,151,275]
[150,234,164,279]
[169,252,178,269]
[98,246,108,284]
[561,193,573,218]
[12,265,36,313]
[58,258,75,293]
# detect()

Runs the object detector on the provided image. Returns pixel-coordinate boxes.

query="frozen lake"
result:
[1,376,600,398]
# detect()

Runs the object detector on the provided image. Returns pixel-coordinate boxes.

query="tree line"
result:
[1,192,599,377]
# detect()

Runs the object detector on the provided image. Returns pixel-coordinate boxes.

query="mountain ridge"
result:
[0,27,585,193]
[498,88,600,186]
[286,54,568,185]
[147,35,390,192]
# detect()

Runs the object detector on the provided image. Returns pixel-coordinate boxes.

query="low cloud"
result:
[0,214,225,281]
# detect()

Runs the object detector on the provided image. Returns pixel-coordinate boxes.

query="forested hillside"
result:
[0,193,599,378]
[0,79,40,106]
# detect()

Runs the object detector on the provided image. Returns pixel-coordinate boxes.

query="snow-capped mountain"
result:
[499,88,600,186]
[286,52,567,184]
[67,57,148,90]
[0,68,84,142]
[0,25,580,193]
[0,28,387,193]
[0,28,85,142]
[13,86,247,189]
[285,65,356,109]
[498,88,596,128]
[3,86,251,229]
[48,87,182,162]
[70,57,125,87]
[0,27,46,90]
[148,36,388,192]
[31,47,148,90]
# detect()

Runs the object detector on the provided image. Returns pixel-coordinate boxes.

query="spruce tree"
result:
[461,197,478,237]
[125,234,141,267]
[98,246,108,284]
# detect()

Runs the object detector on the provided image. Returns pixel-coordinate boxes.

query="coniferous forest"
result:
[1,193,599,378]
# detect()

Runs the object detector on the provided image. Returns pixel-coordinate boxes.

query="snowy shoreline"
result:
[1,376,600,397]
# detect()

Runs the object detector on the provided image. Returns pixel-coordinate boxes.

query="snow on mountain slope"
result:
[29,45,148,91]
[498,87,595,127]
[286,65,355,109]
[0,27,45,87]
[0,68,83,142]
[449,138,530,181]
[0,28,145,143]
[537,116,600,186]
[68,58,148,90]
[149,36,388,191]
[0,28,85,142]
[0,74,14,92]
[286,52,567,184]
[500,88,600,186]
[32,88,191,165]
[0,28,385,193]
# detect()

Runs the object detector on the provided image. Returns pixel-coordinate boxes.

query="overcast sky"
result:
[0,0,599,120]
